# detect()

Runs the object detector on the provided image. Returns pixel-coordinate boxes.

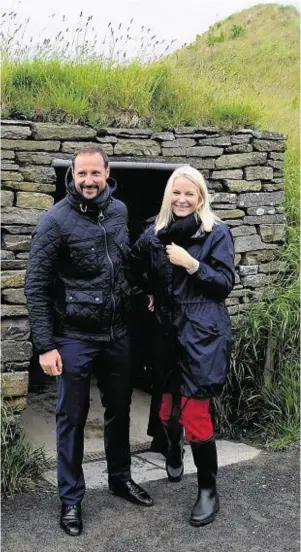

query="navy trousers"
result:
[55,334,132,505]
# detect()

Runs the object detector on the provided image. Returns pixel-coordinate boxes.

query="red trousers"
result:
[159,393,213,442]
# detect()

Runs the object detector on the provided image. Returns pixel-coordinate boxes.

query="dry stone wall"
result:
[1,120,287,408]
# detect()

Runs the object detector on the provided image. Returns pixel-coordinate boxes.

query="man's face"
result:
[72,152,110,200]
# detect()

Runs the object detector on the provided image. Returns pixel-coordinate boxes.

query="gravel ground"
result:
[2,446,299,552]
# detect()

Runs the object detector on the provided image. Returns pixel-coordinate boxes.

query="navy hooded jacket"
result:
[129,221,235,398]
[25,177,130,355]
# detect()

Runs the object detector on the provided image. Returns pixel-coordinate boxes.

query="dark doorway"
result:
[29,160,181,393]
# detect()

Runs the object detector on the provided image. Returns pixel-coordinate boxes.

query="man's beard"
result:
[80,184,100,196]
[80,185,100,191]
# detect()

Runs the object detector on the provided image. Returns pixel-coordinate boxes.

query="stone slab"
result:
[16,192,54,210]
[1,270,26,288]
[216,153,267,169]
[43,441,261,489]
[1,125,31,139]
[1,305,28,317]
[43,455,165,489]
[61,141,113,155]
[15,152,59,165]
[2,181,56,193]
[2,287,27,304]
[225,144,253,153]
[1,150,15,160]
[32,123,96,140]
[224,179,261,192]
[19,166,56,184]
[1,191,14,207]
[162,138,196,148]
[1,318,30,340]
[2,207,45,225]
[1,140,60,152]
[237,191,284,207]
[114,140,160,156]
[2,234,32,251]
[186,146,223,157]
[1,371,29,397]
[245,166,273,181]
[197,136,231,146]
[211,170,243,179]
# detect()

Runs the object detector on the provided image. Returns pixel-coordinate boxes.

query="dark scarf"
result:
[157,213,201,248]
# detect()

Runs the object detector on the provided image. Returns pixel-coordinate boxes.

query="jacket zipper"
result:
[98,210,115,339]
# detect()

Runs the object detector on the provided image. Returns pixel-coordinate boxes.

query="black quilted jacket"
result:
[24,178,131,354]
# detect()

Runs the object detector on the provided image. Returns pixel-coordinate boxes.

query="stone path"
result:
[43,441,260,489]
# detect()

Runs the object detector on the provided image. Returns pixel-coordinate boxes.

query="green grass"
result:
[1,3,300,448]
[2,5,299,136]
[1,402,51,498]
[214,261,300,447]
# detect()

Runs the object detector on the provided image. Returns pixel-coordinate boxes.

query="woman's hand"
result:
[148,295,154,312]
[166,243,195,270]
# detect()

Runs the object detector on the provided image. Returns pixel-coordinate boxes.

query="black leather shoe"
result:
[109,479,153,507]
[60,503,82,536]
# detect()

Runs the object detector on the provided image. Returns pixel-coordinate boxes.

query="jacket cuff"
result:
[36,344,57,355]
[186,259,199,275]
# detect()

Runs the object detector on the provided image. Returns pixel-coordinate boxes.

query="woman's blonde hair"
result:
[155,165,218,233]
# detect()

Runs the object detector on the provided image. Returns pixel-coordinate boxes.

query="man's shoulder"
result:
[36,197,70,230]
[46,197,70,219]
[111,197,128,216]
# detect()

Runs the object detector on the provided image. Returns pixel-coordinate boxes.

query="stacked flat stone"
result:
[1,120,286,408]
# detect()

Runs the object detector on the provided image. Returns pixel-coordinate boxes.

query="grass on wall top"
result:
[1,5,299,130]
[2,4,299,226]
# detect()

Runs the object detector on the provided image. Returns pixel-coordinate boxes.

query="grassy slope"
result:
[170,4,300,222]
[2,5,299,132]
[172,3,299,129]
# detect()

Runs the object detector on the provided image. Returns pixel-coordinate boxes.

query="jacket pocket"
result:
[69,242,99,274]
[185,314,221,337]
[65,290,104,327]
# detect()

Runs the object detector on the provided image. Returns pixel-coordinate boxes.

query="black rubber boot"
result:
[189,438,219,527]
[162,420,184,482]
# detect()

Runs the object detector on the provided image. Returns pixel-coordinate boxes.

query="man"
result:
[25,145,153,537]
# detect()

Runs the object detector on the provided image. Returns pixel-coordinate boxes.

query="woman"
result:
[129,165,235,527]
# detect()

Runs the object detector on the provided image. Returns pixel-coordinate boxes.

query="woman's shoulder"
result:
[141,224,156,241]
[134,224,156,248]
[210,221,233,240]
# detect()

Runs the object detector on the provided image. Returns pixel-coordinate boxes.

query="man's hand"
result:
[166,243,195,270]
[148,295,154,312]
[39,349,63,376]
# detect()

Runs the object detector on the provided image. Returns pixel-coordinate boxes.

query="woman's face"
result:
[171,176,200,217]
